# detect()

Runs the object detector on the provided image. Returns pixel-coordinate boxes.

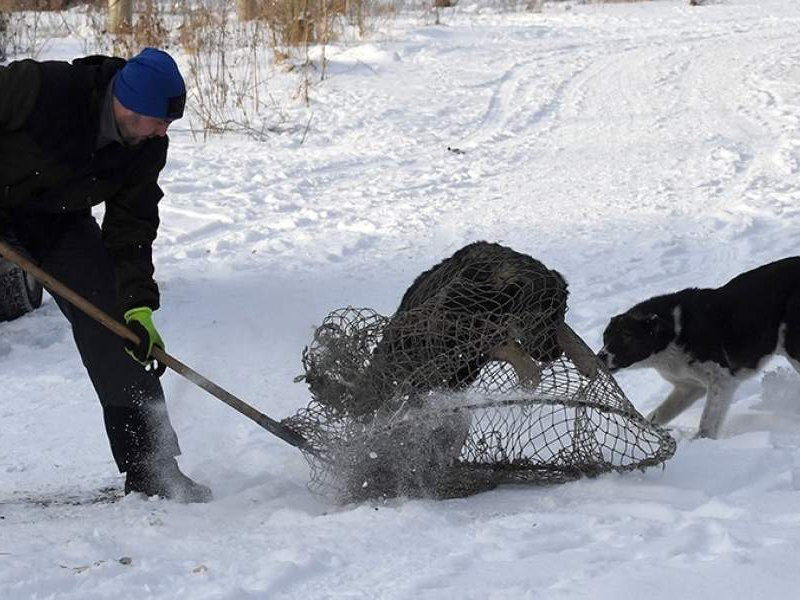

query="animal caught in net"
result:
[284,242,676,504]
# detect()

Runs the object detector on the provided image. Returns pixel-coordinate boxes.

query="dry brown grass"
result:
[1,1,393,134]
[1,0,68,10]
[106,0,169,57]
[177,5,285,137]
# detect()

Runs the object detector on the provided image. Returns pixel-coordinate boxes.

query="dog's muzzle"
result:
[597,349,618,372]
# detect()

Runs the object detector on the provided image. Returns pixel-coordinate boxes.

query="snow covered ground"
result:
[4,0,800,597]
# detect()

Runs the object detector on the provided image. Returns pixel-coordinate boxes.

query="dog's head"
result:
[597,310,675,372]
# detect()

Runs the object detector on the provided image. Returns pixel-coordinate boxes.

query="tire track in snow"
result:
[455,44,596,151]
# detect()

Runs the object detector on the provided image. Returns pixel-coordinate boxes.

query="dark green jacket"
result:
[0,55,168,312]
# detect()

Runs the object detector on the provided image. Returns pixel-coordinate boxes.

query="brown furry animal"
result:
[370,241,593,402]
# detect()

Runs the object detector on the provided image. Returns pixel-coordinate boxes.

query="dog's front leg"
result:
[696,379,737,439]
[648,383,706,426]
[556,323,599,379]
[490,341,542,388]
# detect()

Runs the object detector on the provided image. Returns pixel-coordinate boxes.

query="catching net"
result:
[284,242,675,504]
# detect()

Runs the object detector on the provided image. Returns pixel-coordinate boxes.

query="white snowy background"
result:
[3,0,800,597]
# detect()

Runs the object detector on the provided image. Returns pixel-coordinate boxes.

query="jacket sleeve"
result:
[0,60,41,225]
[101,141,168,313]
[0,59,41,132]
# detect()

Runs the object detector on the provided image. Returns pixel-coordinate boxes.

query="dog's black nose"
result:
[597,349,615,371]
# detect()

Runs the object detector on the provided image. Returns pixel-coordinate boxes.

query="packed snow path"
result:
[3,1,800,598]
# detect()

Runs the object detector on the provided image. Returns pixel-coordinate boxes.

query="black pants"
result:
[3,211,180,472]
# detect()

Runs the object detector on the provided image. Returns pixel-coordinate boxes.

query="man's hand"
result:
[124,306,166,377]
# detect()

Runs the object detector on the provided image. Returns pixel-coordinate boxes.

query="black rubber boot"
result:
[124,458,213,503]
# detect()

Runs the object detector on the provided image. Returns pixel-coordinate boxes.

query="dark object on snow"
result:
[598,256,800,439]
[387,241,569,387]
[2,486,123,508]
[286,242,676,504]
[125,457,212,504]
[0,257,42,321]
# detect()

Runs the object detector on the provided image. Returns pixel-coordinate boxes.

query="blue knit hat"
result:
[113,48,186,120]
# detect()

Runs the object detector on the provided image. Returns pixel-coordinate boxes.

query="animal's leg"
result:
[696,380,736,439]
[647,383,706,425]
[556,323,599,379]
[490,341,542,388]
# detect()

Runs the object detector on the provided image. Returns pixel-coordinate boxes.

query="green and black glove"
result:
[124,306,166,377]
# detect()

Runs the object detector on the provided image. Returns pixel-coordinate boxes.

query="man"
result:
[0,48,212,503]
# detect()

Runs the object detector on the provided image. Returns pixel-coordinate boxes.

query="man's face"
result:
[113,98,173,146]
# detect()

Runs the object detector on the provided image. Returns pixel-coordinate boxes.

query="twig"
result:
[300,112,314,145]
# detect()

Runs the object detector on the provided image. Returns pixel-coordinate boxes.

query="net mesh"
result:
[284,242,676,503]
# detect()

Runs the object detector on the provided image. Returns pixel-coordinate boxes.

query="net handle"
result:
[0,239,311,452]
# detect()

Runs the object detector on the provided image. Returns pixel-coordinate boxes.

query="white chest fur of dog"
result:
[597,258,800,439]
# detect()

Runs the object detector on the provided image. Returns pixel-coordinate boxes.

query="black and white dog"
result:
[597,258,800,439]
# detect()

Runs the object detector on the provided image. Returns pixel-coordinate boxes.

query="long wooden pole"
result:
[0,239,310,452]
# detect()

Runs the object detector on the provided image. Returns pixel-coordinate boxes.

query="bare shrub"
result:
[178,4,281,138]
[129,0,168,50]
[2,0,68,9]
[1,0,394,137]
[259,0,322,47]
[0,2,58,58]
[101,0,169,56]
[258,1,390,49]
[0,11,6,62]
